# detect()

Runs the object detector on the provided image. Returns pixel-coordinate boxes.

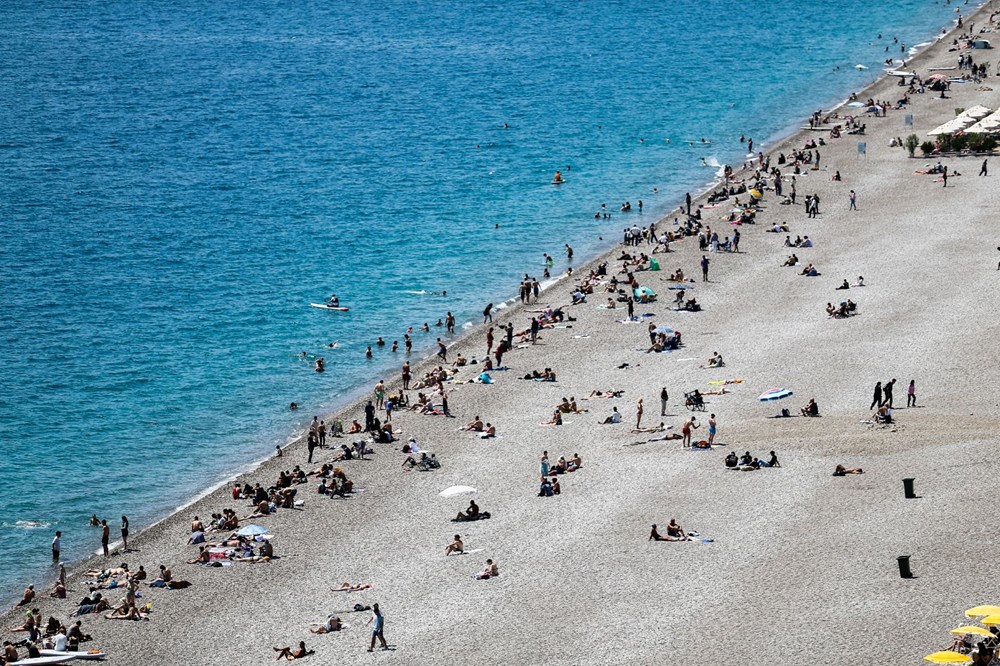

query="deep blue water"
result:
[0,0,959,601]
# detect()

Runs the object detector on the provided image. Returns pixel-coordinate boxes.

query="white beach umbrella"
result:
[439,485,478,498]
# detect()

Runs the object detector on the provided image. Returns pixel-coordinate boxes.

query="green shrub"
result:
[920,141,935,156]
[904,134,920,157]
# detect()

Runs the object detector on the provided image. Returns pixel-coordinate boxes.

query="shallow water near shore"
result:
[0,0,959,601]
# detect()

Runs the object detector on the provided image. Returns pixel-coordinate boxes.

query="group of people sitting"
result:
[5,614,95,661]
[463,415,497,438]
[725,450,781,470]
[825,300,858,318]
[648,519,690,541]
[783,235,813,248]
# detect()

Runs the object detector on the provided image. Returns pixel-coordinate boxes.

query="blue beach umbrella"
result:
[236,524,268,537]
[758,387,793,402]
[667,284,694,290]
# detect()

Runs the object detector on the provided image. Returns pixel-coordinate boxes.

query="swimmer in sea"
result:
[365,347,372,359]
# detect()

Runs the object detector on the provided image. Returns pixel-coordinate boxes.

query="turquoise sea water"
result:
[0,0,959,601]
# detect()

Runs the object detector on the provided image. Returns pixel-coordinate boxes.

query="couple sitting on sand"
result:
[538,476,561,497]
[826,300,858,318]
[649,519,687,541]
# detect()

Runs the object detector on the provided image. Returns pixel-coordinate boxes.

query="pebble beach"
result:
[5,4,1000,665]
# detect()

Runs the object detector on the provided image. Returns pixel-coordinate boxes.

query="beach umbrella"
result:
[923,652,972,664]
[758,388,793,402]
[966,605,1000,618]
[749,189,763,198]
[634,286,657,298]
[236,524,268,537]
[980,615,1000,626]
[847,101,865,107]
[439,485,477,498]
[949,626,994,637]
[928,73,950,81]
[653,326,674,334]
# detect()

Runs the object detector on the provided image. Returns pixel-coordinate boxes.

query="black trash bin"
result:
[903,478,917,499]
[897,555,913,578]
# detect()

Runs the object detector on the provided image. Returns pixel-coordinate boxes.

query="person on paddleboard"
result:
[326,294,340,307]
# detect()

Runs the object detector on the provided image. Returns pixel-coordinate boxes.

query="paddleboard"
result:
[41,651,105,660]
[552,179,565,185]
[11,656,81,665]
[310,304,350,311]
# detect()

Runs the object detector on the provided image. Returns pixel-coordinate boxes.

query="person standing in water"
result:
[565,244,573,261]
[482,303,493,324]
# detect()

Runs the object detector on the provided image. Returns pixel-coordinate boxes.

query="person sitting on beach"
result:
[873,404,893,424]
[767,451,781,467]
[666,519,686,540]
[648,524,672,541]
[600,407,622,424]
[725,452,738,468]
[456,500,480,522]
[476,559,499,580]
[465,416,484,432]
[105,601,143,621]
[854,276,864,287]
[702,352,724,368]
[310,615,343,634]
[187,547,210,565]
[801,398,820,417]
[782,254,799,267]
[800,263,816,276]
[445,534,464,556]
[826,302,837,317]
[482,423,496,438]
[800,236,813,247]
[348,420,363,433]
[833,464,863,476]
[739,451,753,466]
[273,641,314,661]
[684,297,700,312]
[539,477,554,496]
[837,279,850,290]
[542,410,563,426]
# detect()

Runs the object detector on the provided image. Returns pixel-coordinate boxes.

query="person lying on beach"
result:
[801,399,820,417]
[333,582,374,592]
[600,407,622,424]
[10,608,38,632]
[72,599,110,617]
[309,615,343,634]
[587,389,623,399]
[273,641,314,661]
[476,559,499,580]
[445,534,464,556]
[465,416,484,432]
[632,422,666,433]
[833,464,863,476]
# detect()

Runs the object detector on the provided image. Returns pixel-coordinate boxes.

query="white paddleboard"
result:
[41,651,106,661]
[11,656,81,665]
[310,303,350,311]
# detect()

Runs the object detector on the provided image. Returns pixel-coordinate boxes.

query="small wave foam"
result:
[3,520,51,529]
[909,41,932,56]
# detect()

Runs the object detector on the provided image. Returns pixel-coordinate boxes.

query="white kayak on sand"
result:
[310,303,350,311]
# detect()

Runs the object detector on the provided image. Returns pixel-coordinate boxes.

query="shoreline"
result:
[6,2,999,662]
[9,0,966,601]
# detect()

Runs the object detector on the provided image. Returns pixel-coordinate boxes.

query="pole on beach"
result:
[903,478,917,499]
[896,555,914,579]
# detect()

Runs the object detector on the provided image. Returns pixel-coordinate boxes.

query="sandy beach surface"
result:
[6,6,1000,665]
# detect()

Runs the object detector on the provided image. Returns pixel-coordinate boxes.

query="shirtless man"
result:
[666,519,686,539]
[445,534,464,556]
[310,615,342,634]
[465,416,484,432]
[682,416,699,447]
[191,516,205,533]
[15,584,35,607]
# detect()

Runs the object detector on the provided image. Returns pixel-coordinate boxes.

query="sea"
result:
[0,0,961,602]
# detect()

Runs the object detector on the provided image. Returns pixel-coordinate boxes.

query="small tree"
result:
[920,141,935,156]
[904,134,920,157]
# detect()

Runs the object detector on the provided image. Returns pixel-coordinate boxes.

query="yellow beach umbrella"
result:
[980,615,1000,626]
[965,605,1000,618]
[749,189,762,198]
[923,651,972,664]
[949,625,994,637]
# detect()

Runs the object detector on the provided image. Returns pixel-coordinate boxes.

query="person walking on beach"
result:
[700,255,710,282]
[980,159,988,176]
[437,338,447,362]
[318,421,326,448]
[870,382,882,410]
[732,229,740,253]
[121,515,129,552]
[307,432,317,464]
[364,401,376,432]
[530,317,539,344]
[707,414,718,445]
[849,190,857,211]
[485,327,494,354]
[483,303,493,324]
[907,380,917,407]
[401,361,411,390]
[51,531,61,562]
[101,520,110,557]
[942,166,948,188]
[883,378,896,408]
[660,387,669,416]
[635,398,644,429]
[626,296,634,321]
[366,603,388,652]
